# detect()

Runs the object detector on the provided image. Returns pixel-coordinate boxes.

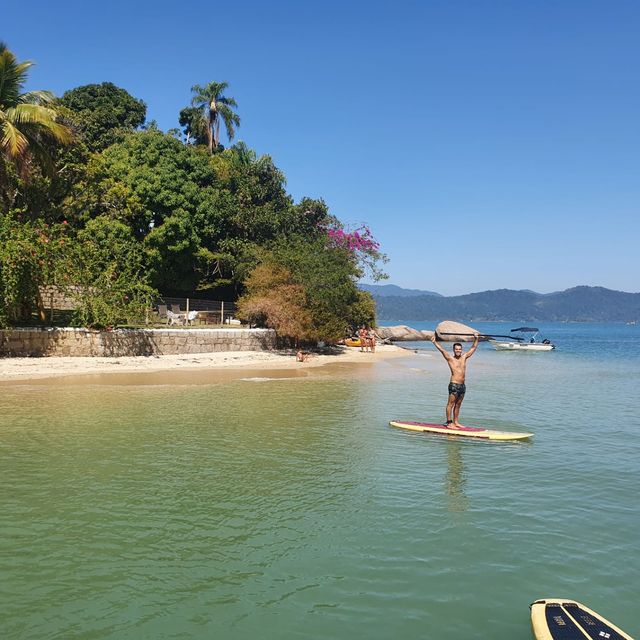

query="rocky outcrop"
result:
[376,321,485,343]
[376,325,434,341]
[435,320,480,342]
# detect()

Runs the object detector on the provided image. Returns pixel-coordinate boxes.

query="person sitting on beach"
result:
[430,332,479,429]
[296,350,309,362]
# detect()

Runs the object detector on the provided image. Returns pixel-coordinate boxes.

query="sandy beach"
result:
[0,344,412,383]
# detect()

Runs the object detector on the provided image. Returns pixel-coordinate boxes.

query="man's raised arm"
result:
[430,333,449,358]
[464,333,480,359]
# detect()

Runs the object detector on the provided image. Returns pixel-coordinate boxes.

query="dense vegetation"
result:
[370,285,640,323]
[0,44,386,338]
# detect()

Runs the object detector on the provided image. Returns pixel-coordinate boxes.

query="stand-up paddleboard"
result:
[389,420,533,441]
[530,599,634,640]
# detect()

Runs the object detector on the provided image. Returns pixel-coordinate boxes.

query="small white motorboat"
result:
[490,327,555,351]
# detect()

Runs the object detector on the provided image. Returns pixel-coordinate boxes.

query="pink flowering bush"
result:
[326,226,380,253]
[323,224,387,282]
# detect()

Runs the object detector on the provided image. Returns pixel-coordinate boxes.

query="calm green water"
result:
[1,324,639,639]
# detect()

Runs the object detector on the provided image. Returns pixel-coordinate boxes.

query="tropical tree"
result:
[178,106,208,146]
[68,216,157,328]
[0,211,72,326]
[0,42,72,207]
[238,236,379,342]
[236,261,312,344]
[189,81,240,153]
[65,127,228,292]
[59,82,146,152]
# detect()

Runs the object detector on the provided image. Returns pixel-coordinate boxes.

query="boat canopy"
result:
[511,327,539,332]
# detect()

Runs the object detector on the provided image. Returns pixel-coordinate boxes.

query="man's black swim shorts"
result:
[448,382,466,397]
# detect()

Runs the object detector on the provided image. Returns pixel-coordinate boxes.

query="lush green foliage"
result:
[188,81,240,153]
[8,122,91,223]
[66,128,230,292]
[178,106,208,146]
[348,289,378,329]
[69,135,341,296]
[68,217,156,328]
[0,212,66,326]
[0,211,157,329]
[0,43,73,209]
[238,237,378,342]
[1,43,386,336]
[236,261,312,342]
[59,82,146,152]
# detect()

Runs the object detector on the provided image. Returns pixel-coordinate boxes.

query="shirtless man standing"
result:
[430,332,479,428]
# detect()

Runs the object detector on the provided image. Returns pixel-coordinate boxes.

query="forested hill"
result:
[360,283,442,297]
[370,286,640,322]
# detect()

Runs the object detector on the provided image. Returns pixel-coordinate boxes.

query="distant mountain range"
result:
[360,284,442,298]
[362,285,640,322]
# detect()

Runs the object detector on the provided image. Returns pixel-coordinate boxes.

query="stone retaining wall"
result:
[39,286,81,310]
[0,327,277,358]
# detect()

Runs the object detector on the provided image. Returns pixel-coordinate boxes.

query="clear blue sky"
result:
[4,0,639,295]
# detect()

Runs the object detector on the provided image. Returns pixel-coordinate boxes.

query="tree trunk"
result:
[36,287,47,323]
[209,99,218,153]
[206,122,213,154]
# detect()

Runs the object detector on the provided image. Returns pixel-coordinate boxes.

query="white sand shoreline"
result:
[0,344,412,383]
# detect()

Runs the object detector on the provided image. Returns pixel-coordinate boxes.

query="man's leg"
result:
[452,394,465,428]
[445,394,456,426]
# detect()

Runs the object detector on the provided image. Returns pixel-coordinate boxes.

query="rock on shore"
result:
[434,320,480,342]
[377,321,483,342]
[376,325,434,341]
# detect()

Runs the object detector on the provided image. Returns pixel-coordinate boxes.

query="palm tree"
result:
[228,141,256,167]
[178,106,208,146]
[0,42,72,186]
[190,81,240,153]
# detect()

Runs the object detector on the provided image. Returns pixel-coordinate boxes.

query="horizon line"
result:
[360,283,640,296]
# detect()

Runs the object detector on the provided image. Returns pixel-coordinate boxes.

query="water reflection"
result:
[444,441,468,512]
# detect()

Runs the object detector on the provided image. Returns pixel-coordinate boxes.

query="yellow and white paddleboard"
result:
[389,420,533,441]
[531,598,635,640]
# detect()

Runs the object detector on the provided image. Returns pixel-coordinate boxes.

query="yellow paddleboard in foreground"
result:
[530,598,635,640]
[389,420,533,441]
